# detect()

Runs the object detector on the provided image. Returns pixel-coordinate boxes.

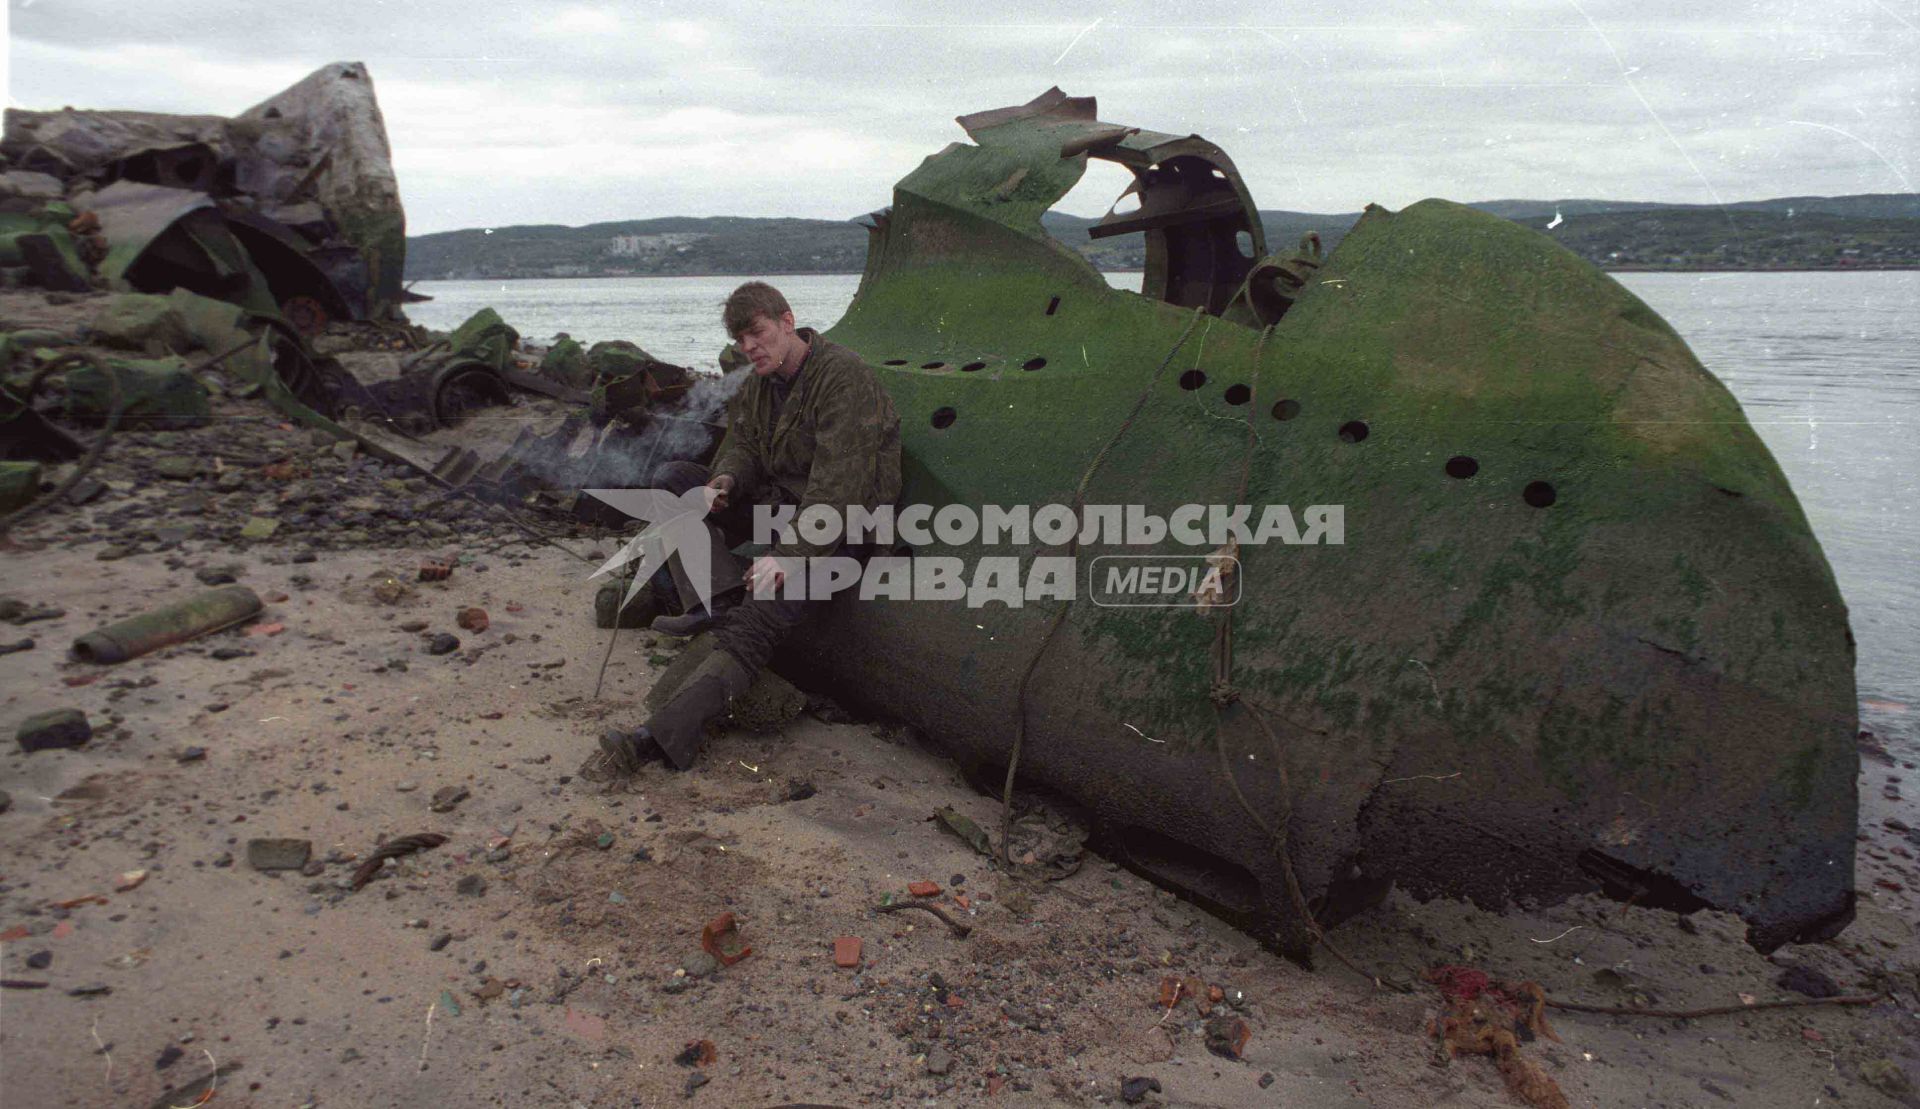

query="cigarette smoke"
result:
[582,367,749,488]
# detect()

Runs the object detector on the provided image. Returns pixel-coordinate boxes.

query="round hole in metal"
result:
[1223,383,1251,405]
[1338,420,1370,443]
[1445,456,1479,479]
[1178,369,1207,391]
[931,407,957,430]
[1523,481,1557,508]
[1271,399,1301,421]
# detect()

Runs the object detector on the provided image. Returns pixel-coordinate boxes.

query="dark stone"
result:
[1776,964,1840,999]
[66,477,106,505]
[1120,1076,1162,1103]
[246,838,312,871]
[1258,1072,1275,1089]
[429,785,469,813]
[428,633,460,656]
[430,933,452,952]
[155,1044,183,1070]
[177,746,207,763]
[154,455,198,480]
[210,647,254,661]
[16,708,90,753]
[1204,1016,1250,1059]
[25,951,51,970]
[455,874,487,897]
[1862,1058,1914,1097]
[194,568,237,586]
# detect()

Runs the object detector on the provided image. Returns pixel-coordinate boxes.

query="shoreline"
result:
[407,264,1920,282]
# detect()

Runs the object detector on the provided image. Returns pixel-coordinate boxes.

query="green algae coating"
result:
[806,106,1855,947]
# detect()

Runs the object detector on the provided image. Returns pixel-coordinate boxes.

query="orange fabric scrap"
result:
[1426,965,1568,1109]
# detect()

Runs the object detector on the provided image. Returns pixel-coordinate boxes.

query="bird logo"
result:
[584,485,722,613]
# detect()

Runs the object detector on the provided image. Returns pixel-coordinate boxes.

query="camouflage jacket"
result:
[711,329,902,558]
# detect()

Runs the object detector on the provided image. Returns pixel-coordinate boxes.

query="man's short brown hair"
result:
[723,281,792,339]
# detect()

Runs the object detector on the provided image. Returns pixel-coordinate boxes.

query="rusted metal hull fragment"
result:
[787,90,1857,959]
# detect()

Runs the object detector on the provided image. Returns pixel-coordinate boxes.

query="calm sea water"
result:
[410,271,1920,743]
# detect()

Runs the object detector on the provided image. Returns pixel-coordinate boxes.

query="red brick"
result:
[907,880,941,898]
[833,936,862,968]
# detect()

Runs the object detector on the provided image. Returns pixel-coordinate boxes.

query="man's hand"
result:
[705,473,734,513]
[744,554,786,595]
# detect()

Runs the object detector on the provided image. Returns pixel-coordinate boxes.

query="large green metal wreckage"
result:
[782,89,1856,959]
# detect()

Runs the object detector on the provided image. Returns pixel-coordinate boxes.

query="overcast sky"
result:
[4,0,1915,235]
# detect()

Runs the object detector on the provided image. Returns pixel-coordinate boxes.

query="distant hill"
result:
[1469,193,1920,221]
[406,216,870,280]
[1513,206,1920,269]
[404,194,1920,280]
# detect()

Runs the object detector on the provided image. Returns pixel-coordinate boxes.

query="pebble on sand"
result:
[16,708,91,753]
[246,838,313,871]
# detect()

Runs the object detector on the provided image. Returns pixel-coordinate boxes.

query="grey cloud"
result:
[6,0,1912,232]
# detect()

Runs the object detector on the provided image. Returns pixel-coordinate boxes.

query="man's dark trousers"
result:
[650,459,822,674]
[640,460,828,768]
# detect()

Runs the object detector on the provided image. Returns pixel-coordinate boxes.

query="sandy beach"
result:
[2,287,1916,1107]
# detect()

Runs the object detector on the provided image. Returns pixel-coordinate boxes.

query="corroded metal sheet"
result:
[791,90,1857,959]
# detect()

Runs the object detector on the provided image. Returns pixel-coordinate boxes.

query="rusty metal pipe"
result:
[70,585,263,664]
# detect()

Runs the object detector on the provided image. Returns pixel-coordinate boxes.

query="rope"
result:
[1217,694,1403,988]
[988,312,1390,988]
[991,313,1853,1005]
[998,307,1207,865]
[1196,324,1401,987]
[1545,993,1879,1019]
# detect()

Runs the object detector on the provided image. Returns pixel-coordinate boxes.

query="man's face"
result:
[734,311,801,376]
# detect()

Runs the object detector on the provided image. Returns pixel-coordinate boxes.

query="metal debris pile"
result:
[2,63,405,327]
[2,63,734,531]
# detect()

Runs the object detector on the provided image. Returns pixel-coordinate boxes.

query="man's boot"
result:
[638,649,754,771]
[650,589,740,637]
[597,726,664,774]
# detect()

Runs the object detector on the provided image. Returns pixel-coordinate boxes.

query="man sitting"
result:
[599,281,901,772]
